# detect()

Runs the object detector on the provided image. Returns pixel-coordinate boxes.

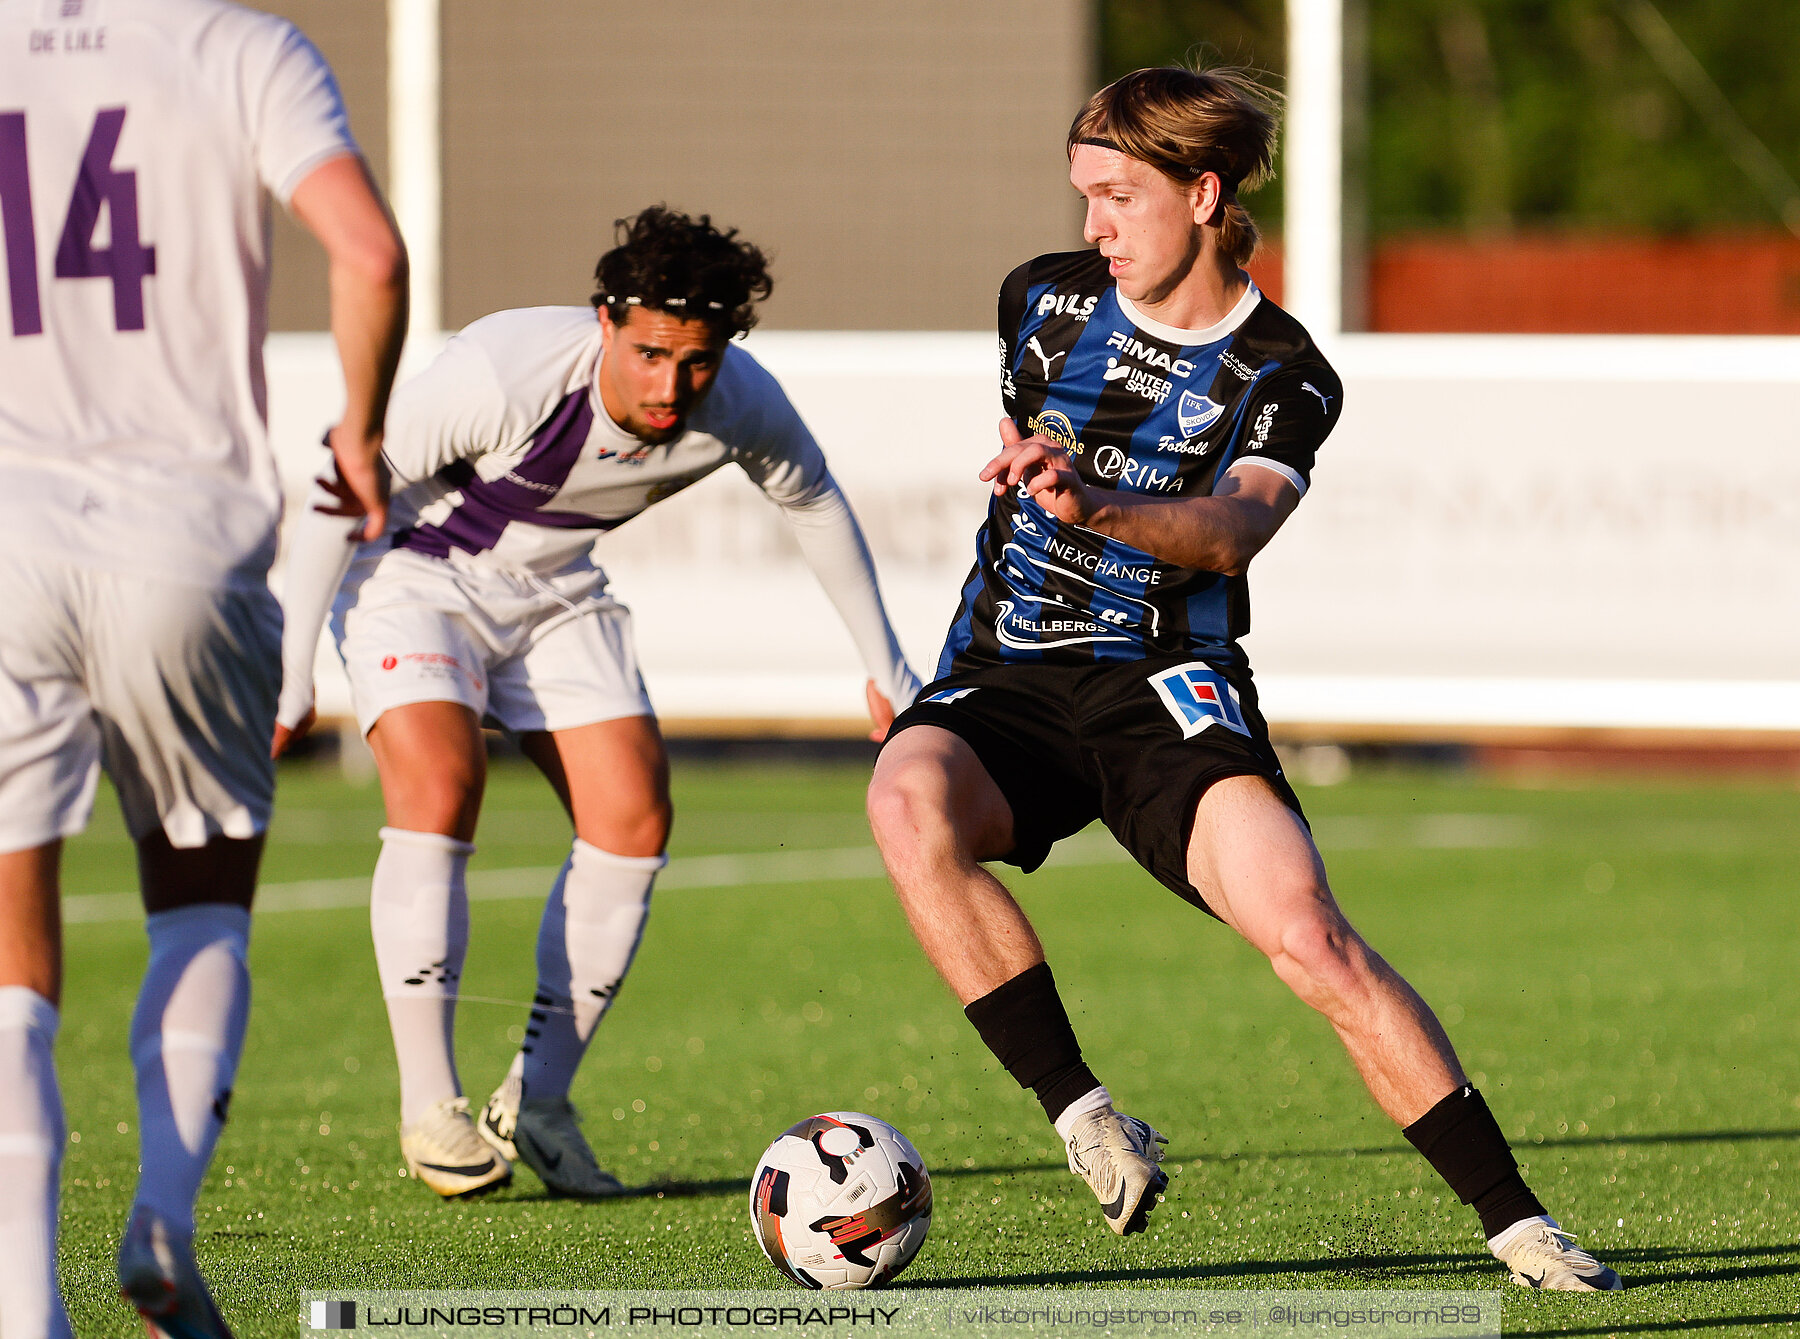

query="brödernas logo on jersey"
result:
[1177,391,1224,436]
[1027,411,1084,456]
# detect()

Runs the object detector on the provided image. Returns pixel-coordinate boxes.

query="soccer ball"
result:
[749,1112,932,1289]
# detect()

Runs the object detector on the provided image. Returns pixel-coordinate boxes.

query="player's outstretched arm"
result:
[774,473,921,738]
[272,476,366,757]
[290,153,409,541]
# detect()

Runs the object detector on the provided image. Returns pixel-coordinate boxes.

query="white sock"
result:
[0,988,72,1339]
[371,827,473,1127]
[1052,1085,1114,1143]
[518,839,662,1101]
[130,904,251,1237]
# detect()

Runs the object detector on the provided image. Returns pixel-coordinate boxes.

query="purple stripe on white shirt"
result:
[396,389,623,559]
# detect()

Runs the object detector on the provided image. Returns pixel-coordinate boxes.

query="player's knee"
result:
[391,762,482,838]
[866,756,955,857]
[1271,910,1364,994]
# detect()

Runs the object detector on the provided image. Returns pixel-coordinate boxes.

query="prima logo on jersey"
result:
[1148,662,1250,739]
[1027,409,1084,454]
[1104,330,1195,377]
[1035,291,1099,321]
[1177,391,1225,436]
[1093,446,1182,493]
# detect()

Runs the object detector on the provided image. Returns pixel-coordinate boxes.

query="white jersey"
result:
[0,0,358,589]
[277,305,922,728]
[380,306,828,578]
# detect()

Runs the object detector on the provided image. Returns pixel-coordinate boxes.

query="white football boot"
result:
[1492,1217,1625,1291]
[479,1079,624,1198]
[1065,1108,1168,1235]
[400,1096,512,1198]
[117,1207,234,1339]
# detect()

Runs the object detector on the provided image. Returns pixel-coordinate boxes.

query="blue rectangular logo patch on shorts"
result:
[1148,662,1250,739]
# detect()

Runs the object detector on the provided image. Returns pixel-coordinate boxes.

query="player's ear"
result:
[1192,171,1224,228]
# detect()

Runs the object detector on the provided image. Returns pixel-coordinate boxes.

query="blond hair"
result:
[1067,65,1280,268]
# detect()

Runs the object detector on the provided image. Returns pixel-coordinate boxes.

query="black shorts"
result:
[884,656,1305,918]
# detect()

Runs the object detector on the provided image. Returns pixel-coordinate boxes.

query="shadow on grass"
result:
[1508,1317,1799,1337]
[910,1240,1800,1294]
[1187,1127,1800,1165]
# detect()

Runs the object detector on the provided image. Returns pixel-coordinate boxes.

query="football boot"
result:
[1492,1218,1624,1292]
[117,1207,234,1339]
[400,1095,512,1198]
[1065,1107,1168,1235]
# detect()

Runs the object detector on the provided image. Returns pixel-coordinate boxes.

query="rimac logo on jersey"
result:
[1105,330,1195,377]
[1149,662,1250,739]
[1035,292,1099,322]
[1177,391,1225,436]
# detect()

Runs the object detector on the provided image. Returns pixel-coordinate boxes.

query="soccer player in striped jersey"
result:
[867,66,1622,1292]
[0,1,406,1333]
[276,207,919,1201]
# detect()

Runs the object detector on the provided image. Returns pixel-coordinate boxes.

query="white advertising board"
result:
[267,330,1800,737]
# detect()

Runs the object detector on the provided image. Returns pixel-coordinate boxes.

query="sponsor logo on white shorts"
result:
[378,651,483,691]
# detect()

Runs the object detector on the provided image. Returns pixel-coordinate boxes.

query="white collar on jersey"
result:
[1116,277,1261,347]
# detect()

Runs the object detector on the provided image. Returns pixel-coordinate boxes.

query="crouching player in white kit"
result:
[0,1,406,1334]
[276,207,920,1200]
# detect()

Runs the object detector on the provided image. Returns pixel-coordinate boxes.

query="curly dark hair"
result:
[590,206,773,339]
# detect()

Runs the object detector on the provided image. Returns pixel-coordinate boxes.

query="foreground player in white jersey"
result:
[0,1,406,1335]
[278,207,919,1199]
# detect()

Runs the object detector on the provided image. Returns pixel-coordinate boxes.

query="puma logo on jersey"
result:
[1025,336,1066,379]
[1034,292,1098,321]
[1302,381,1334,413]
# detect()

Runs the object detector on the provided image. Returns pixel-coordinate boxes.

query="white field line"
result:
[60,816,1535,926]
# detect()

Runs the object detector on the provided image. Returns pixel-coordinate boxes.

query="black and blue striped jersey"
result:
[935,248,1343,678]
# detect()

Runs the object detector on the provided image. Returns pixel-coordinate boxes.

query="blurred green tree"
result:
[1099,0,1800,238]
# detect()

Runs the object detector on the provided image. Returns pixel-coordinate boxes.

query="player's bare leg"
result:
[119,830,262,1335]
[869,726,1164,1234]
[0,841,73,1339]
[1189,774,1619,1289]
[1186,775,1463,1122]
[363,701,505,1196]
[477,716,670,1196]
[367,699,488,843]
[866,725,1041,1003]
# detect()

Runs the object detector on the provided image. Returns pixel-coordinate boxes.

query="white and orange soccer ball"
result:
[749,1112,933,1289]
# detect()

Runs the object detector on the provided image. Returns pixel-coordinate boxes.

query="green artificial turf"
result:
[51,754,1800,1335]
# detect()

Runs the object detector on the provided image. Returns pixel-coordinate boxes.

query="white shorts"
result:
[0,555,279,853]
[332,548,654,737]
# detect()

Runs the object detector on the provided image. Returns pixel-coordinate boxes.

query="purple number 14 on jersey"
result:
[0,106,157,337]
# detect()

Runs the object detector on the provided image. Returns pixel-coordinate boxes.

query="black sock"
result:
[963,962,1100,1124]
[1403,1085,1548,1239]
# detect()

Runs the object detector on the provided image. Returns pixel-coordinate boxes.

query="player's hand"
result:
[323,423,390,541]
[271,706,316,760]
[980,417,1097,525]
[865,680,897,743]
